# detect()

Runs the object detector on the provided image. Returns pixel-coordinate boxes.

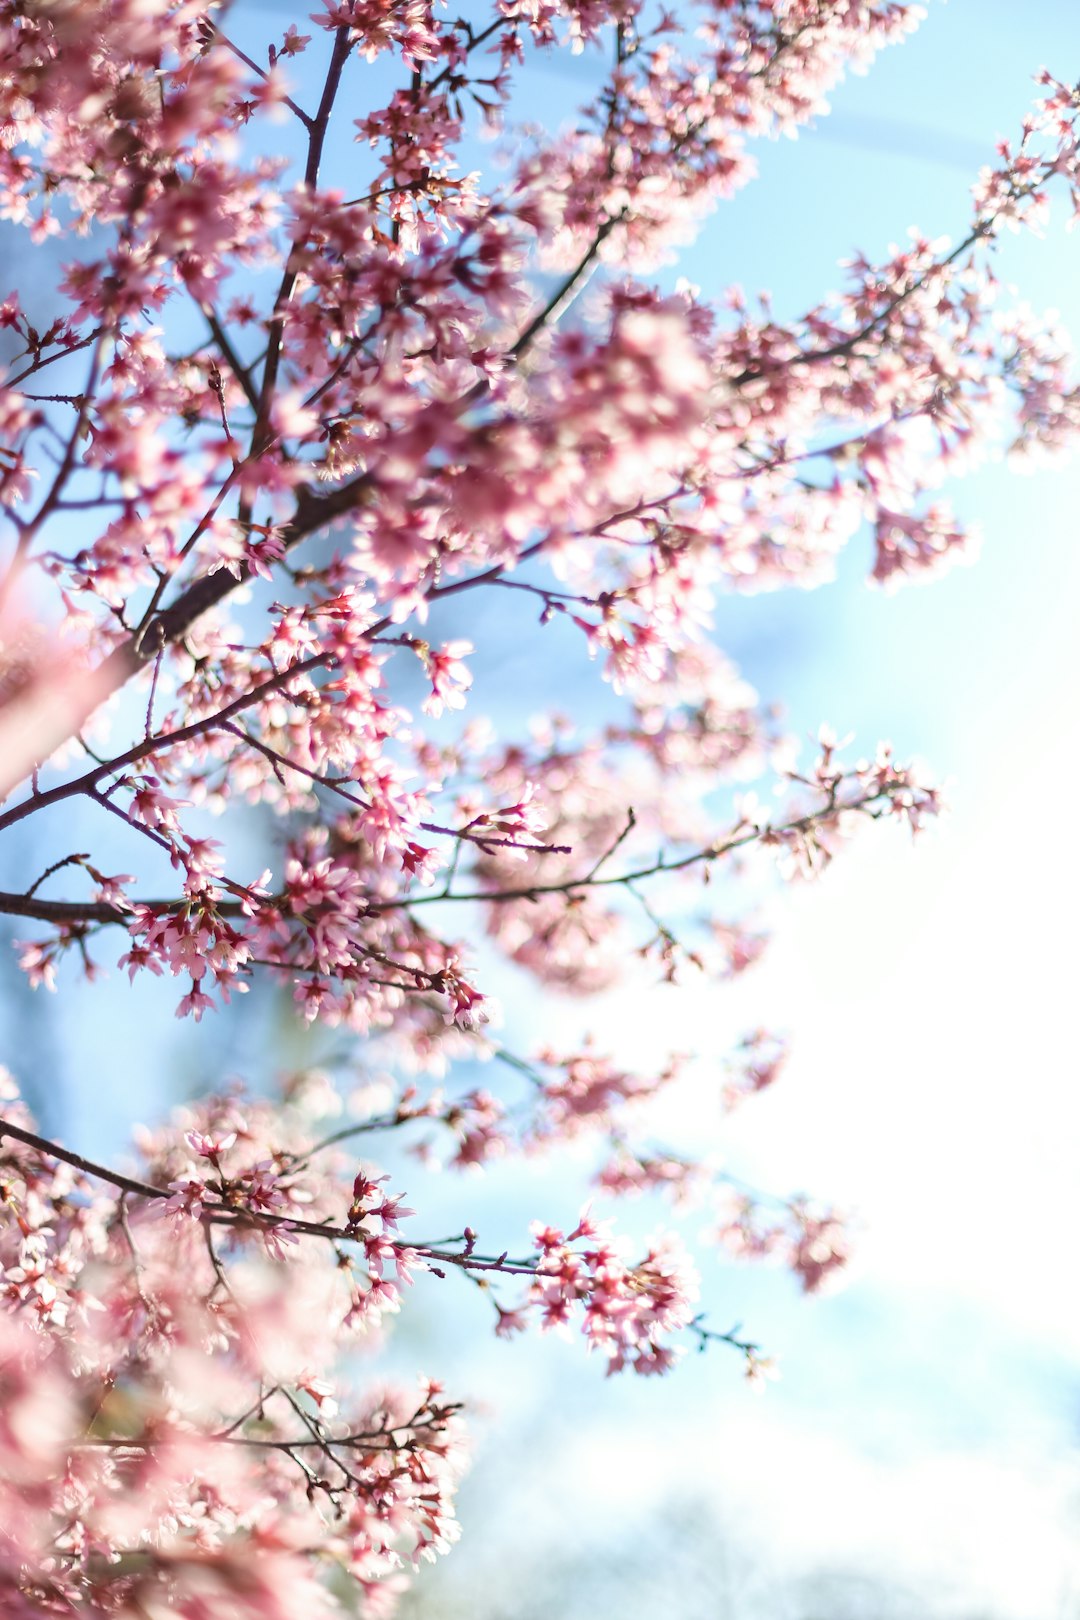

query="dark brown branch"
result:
[200,301,261,415]
[5,330,101,391]
[0,529,559,835]
[252,26,352,458]
[0,1114,541,1275]
[733,222,995,385]
[509,214,621,362]
[365,789,877,909]
[208,23,315,131]
[0,646,331,834]
[0,1116,169,1202]
[0,890,247,924]
[0,781,906,925]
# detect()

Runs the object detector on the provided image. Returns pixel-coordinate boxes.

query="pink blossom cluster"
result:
[0,1077,465,1613]
[495,1214,701,1378]
[0,1068,757,1607]
[718,1192,852,1295]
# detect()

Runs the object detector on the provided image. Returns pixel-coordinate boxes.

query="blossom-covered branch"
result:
[1,0,1078,1610]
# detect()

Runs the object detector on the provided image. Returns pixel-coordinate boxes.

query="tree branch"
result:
[0,1115,561,1277]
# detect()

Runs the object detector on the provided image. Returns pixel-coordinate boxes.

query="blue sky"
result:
[8,2,1080,1613]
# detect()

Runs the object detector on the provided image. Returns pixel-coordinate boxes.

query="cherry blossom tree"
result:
[0,0,1077,1611]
